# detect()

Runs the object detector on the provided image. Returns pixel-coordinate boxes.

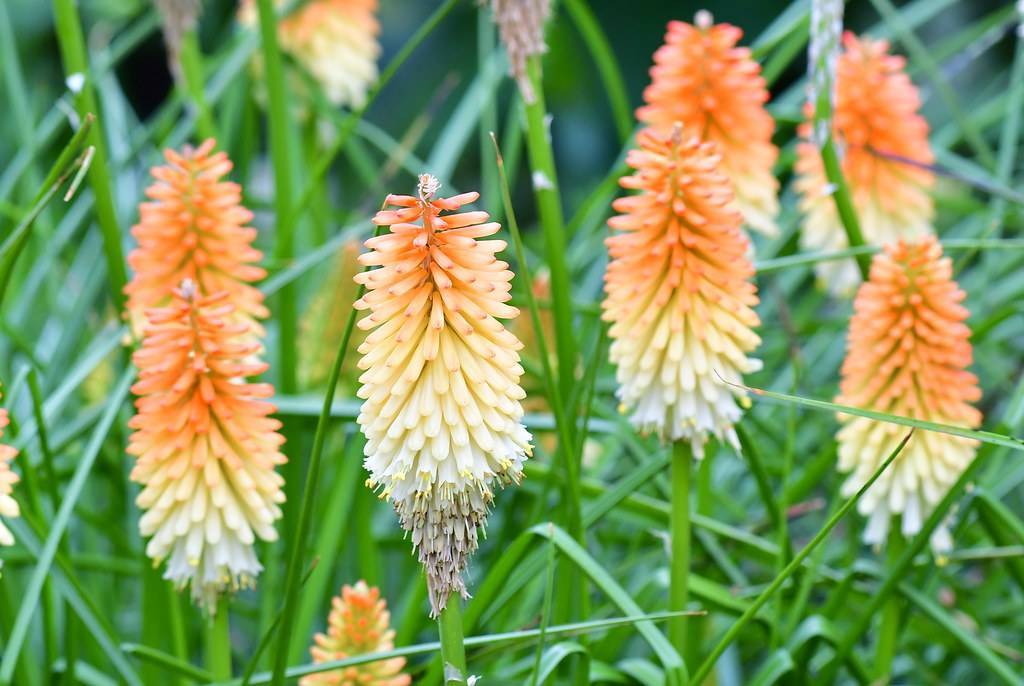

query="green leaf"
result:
[743,384,1024,453]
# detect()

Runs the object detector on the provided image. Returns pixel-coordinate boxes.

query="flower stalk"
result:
[669,440,692,658]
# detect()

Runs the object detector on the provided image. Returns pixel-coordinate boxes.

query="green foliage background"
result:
[0,0,1022,684]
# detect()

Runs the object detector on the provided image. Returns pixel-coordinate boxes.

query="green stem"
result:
[820,138,870,280]
[254,0,298,395]
[438,595,468,683]
[522,56,584,673]
[206,598,232,681]
[522,55,576,407]
[669,441,692,659]
[875,529,905,681]
[51,0,128,309]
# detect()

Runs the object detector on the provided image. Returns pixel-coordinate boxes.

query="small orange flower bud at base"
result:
[300,581,410,686]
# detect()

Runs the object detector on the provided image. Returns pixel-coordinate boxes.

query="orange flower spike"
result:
[300,581,410,686]
[238,0,380,109]
[126,140,267,336]
[637,11,780,237]
[603,126,762,457]
[0,389,20,547]
[128,281,286,610]
[355,174,532,615]
[836,237,980,551]
[796,33,935,295]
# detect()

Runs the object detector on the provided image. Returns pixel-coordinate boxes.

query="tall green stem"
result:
[178,28,217,142]
[254,0,297,394]
[438,595,468,684]
[52,0,128,309]
[206,598,232,681]
[820,138,869,279]
[875,528,905,680]
[669,441,692,658]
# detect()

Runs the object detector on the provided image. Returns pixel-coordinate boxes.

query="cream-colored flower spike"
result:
[603,127,762,457]
[354,174,532,615]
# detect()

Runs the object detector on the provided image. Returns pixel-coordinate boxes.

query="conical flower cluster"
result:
[300,581,410,686]
[128,282,286,609]
[637,12,779,237]
[836,237,980,551]
[238,0,380,110]
[603,126,762,457]
[354,174,532,614]
[796,32,935,295]
[126,139,267,337]
[0,390,19,547]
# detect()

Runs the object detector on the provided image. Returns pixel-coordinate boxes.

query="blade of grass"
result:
[737,382,1024,452]
[123,644,215,683]
[690,431,913,684]
[755,238,1024,273]
[522,55,578,408]
[240,559,320,686]
[974,491,1024,592]
[528,533,558,686]
[8,516,141,686]
[530,524,687,686]
[0,116,95,304]
[289,430,363,662]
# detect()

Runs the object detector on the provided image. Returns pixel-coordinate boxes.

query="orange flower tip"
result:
[355,181,531,615]
[125,141,266,337]
[835,236,980,552]
[639,17,779,237]
[603,126,761,458]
